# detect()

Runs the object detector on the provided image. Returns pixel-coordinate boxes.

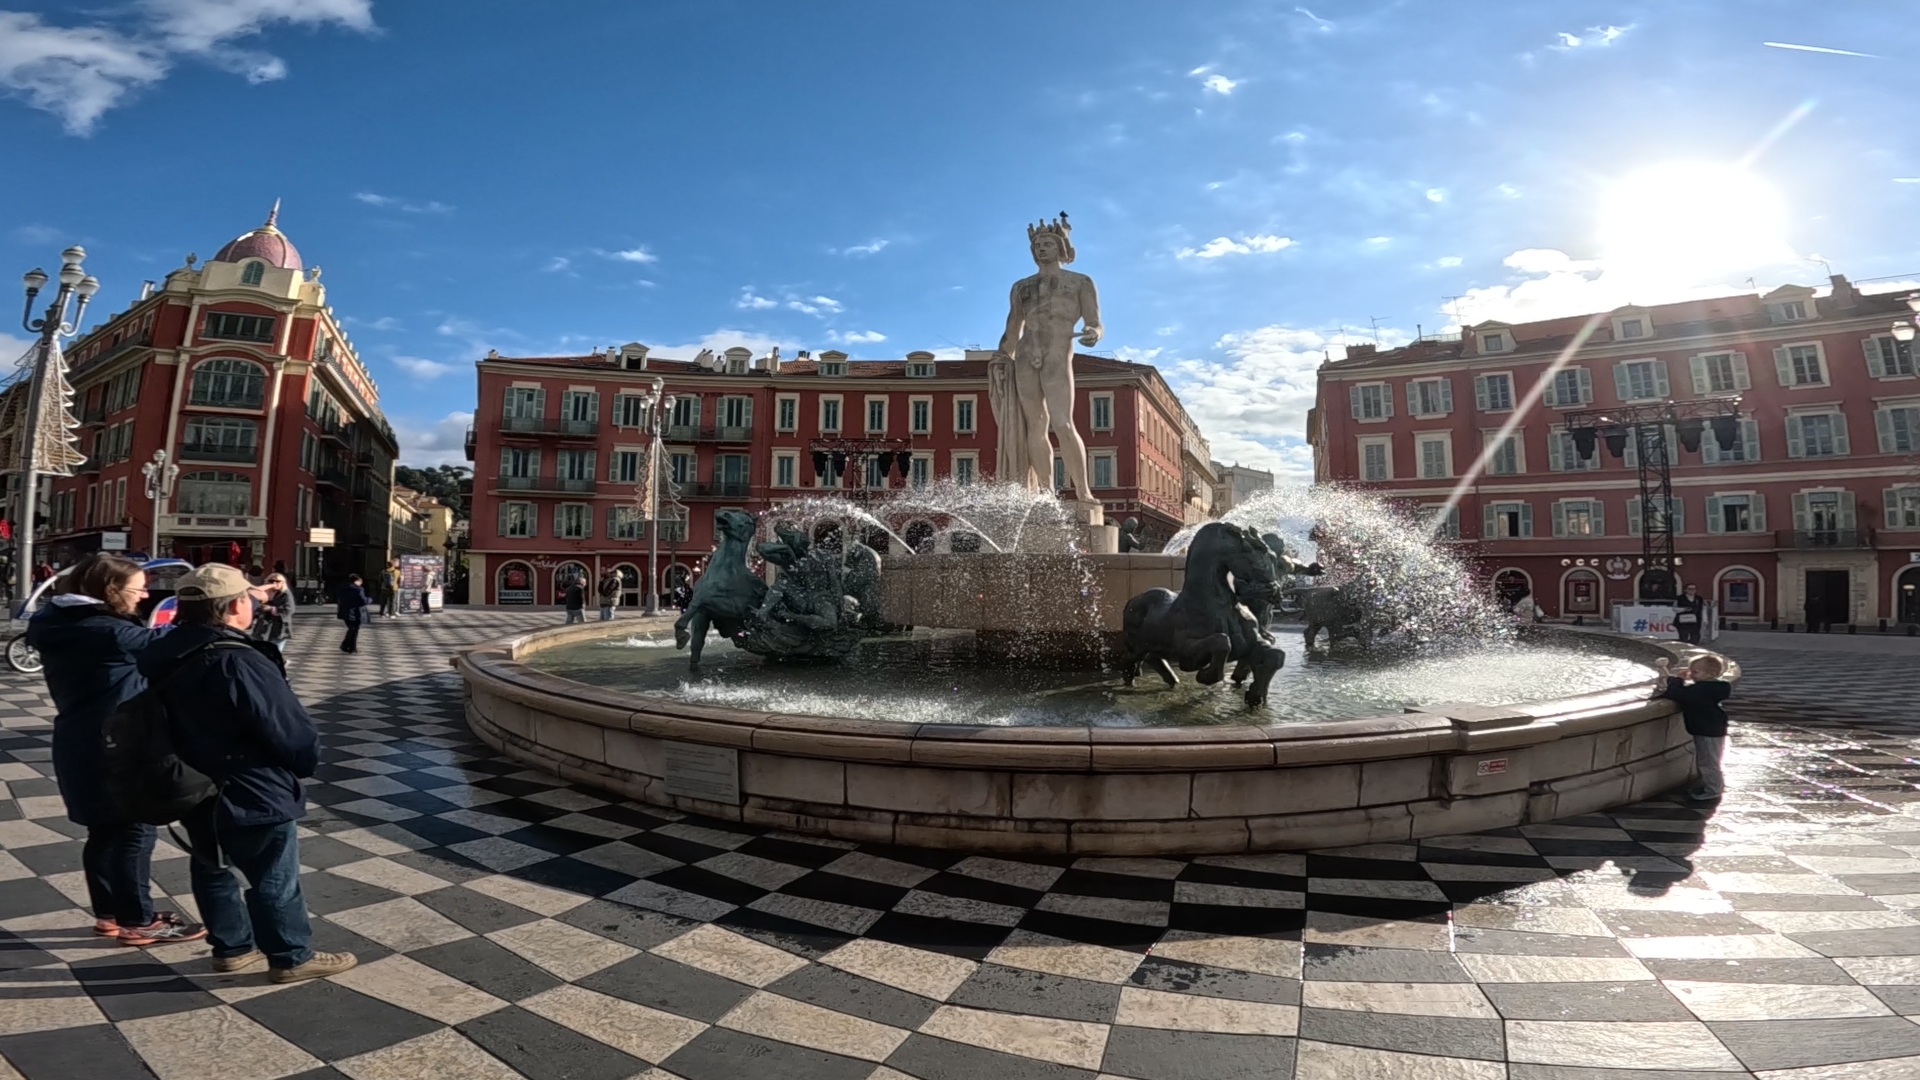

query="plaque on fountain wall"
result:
[662,742,741,804]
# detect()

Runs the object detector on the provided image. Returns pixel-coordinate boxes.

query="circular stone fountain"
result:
[455,484,1725,855]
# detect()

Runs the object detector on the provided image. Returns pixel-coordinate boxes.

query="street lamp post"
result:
[14,247,99,596]
[140,450,179,557]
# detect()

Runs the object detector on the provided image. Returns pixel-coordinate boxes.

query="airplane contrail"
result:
[1763,41,1877,58]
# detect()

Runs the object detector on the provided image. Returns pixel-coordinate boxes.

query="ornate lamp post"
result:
[140,450,179,558]
[14,247,98,593]
[1889,295,1920,343]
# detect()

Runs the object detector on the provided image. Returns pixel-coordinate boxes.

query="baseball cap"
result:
[175,563,252,602]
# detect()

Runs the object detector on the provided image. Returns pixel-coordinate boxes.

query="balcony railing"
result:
[493,475,598,493]
[499,416,599,438]
[1777,528,1875,550]
[664,424,753,443]
[179,442,258,464]
[464,426,476,462]
[315,466,349,488]
[683,481,752,499]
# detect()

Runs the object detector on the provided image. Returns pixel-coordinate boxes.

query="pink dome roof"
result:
[213,202,303,271]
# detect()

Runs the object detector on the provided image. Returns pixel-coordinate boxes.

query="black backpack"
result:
[101,640,248,825]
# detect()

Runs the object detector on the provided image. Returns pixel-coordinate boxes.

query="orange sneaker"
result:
[117,912,207,947]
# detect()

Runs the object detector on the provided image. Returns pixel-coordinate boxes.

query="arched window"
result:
[188,359,266,408]
[553,562,589,605]
[240,261,265,286]
[182,417,258,462]
[175,471,251,516]
[496,561,534,604]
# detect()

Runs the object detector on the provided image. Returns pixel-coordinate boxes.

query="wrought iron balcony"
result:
[499,416,599,439]
[492,475,598,493]
[464,426,476,462]
[315,466,349,488]
[1777,529,1875,550]
[179,442,258,464]
[682,481,752,499]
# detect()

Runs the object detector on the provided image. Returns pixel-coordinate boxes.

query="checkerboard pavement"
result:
[2,611,1919,1079]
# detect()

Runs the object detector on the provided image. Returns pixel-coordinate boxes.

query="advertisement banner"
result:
[1615,604,1677,639]
[398,554,444,613]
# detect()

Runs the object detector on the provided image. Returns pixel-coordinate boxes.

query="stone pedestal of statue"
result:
[1071,500,1118,554]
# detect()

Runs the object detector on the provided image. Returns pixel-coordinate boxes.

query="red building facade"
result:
[27,209,398,588]
[1311,276,1920,628]
[466,345,1207,606]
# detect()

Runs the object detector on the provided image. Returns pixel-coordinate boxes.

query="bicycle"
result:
[5,631,41,674]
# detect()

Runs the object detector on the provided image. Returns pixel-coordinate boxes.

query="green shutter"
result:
[1786,417,1805,458]
[1474,375,1489,411]
[1792,493,1809,531]
[1613,363,1632,400]
[1547,431,1564,471]
[1671,497,1684,535]
[1705,496,1724,534]
[1348,384,1361,418]
[1773,346,1793,386]
[1628,496,1642,536]
[1576,367,1592,403]
[1438,378,1453,413]
[1653,360,1669,397]
[1840,491,1857,529]
[1866,337,1886,378]
[1551,501,1567,537]
[1689,356,1709,394]
[1750,495,1766,533]
[1483,503,1497,539]
[1878,409,1897,453]
[1887,488,1901,530]
[1732,352,1751,390]
[1834,414,1850,456]
[1520,503,1533,537]
[1592,500,1605,537]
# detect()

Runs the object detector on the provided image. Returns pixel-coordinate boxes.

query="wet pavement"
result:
[0,611,1916,1079]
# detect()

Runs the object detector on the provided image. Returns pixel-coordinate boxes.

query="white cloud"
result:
[1294,7,1333,31]
[1894,177,1920,184]
[1,332,37,366]
[392,356,454,379]
[1166,325,1380,483]
[1201,74,1237,95]
[606,247,657,264]
[1446,247,1804,327]
[1436,255,1463,267]
[1112,346,1163,364]
[393,409,473,469]
[837,239,889,256]
[1425,188,1447,203]
[1366,236,1391,245]
[370,316,401,330]
[542,257,571,274]
[0,1,373,134]
[787,295,843,316]
[1495,183,1520,198]
[1551,24,1631,51]
[829,329,886,345]
[735,289,778,310]
[1177,234,1293,259]
[354,191,452,214]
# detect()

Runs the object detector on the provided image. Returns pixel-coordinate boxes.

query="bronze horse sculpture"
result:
[1120,521,1286,706]
[674,508,770,665]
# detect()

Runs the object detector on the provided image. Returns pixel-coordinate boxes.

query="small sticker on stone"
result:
[1477,758,1509,776]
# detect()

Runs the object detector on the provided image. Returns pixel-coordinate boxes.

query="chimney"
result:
[1828,274,1859,310]
[1345,343,1377,359]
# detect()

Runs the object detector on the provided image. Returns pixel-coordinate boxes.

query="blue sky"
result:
[5,2,1919,477]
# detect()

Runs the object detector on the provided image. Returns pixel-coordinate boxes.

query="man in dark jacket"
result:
[1674,584,1706,645]
[139,563,355,983]
[563,574,586,624]
[336,574,370,654]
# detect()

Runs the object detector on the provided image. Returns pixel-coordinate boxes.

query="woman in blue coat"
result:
[24,554,205,946]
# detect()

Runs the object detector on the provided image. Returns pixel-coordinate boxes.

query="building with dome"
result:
[30,205,400,591]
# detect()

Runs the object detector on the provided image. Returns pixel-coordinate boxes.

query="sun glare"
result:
[1596,162,1792,282]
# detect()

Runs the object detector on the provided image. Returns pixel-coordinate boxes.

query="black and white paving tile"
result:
[1,610,1918,1079]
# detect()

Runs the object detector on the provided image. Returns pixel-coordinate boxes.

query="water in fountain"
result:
[1167,483,1510,646]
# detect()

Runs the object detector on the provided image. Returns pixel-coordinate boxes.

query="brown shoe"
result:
[211,950,267,973]
[268,951,357,984]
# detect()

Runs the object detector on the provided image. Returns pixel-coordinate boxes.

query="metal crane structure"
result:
[1562,396,1744,602]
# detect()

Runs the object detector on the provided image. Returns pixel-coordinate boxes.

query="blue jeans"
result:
[598,605,614,621]
[565,609,584,624]
[83,823,155,925]
[183,806,312,969]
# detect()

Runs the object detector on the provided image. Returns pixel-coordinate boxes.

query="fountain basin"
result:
[455,618,1725,854]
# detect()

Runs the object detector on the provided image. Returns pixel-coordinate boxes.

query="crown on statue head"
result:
[1026,211,1076,263]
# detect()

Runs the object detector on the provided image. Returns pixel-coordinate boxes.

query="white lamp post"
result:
[140,450,179,557]
[14,247,98,593]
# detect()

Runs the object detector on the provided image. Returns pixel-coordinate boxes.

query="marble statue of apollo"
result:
[988,212,1102,502]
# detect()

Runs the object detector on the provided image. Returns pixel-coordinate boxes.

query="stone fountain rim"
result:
[453,617,1728,772]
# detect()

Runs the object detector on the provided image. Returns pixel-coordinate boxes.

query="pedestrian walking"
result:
[379,561,400,619]
[563,574,586,624]
[252,573,295,658]
[419,570,435,616]
[1674,584,1705,645]
[336,574,370,654]
[597,569,620,621]
[140,564,355,982]
[25,553,206,946]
